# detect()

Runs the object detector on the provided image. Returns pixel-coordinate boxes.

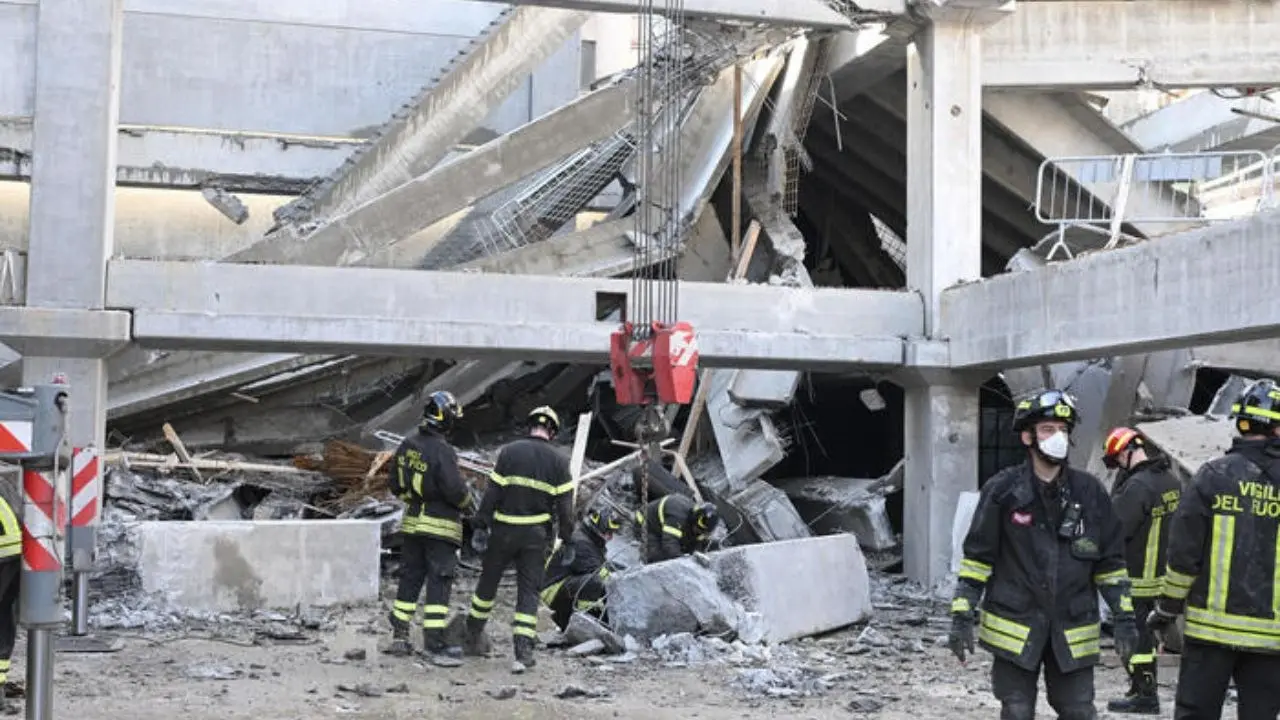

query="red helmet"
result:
[1102,427,1145,469]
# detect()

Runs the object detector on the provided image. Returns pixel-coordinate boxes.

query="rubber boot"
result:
[422,627,463,668]
[510,635,537,675]
[1106,665,1160,715]
[384,612,414,657]
[462,616,493,658]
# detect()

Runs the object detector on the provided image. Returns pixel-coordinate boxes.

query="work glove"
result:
[1112,615,1139,667]
[1146,600,1181,644]
[470,528,490,554]
[948,612,976,663]
[559,543,577,567]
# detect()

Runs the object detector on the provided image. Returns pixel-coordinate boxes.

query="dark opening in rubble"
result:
[1189,367,1230,414]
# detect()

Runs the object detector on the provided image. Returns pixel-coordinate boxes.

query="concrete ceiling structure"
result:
[6,0,1280,590]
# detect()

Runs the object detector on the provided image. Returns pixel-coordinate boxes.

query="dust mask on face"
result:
[1038,431,1070,462]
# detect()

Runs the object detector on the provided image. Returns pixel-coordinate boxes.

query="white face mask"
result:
[1038,431,1070,461]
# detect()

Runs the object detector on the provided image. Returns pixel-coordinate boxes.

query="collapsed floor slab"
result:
[1136,415,1236,479]
[133,519,381,614]
[607,534,871,644]
[778,475,897,550]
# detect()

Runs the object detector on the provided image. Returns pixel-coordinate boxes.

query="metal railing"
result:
[1034,150,1275,260]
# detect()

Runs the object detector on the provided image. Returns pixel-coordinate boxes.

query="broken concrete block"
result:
[728,369,799,410]
[133,520,381,613]
[778,476,896,551]
[705,370,786,492]
[1208,375,1254,417]
[564,611,623,654]
[728,480,811,543]
[1136,415,1236,478]
[608,534,871,644]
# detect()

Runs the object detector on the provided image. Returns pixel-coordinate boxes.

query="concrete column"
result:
[902,1,1011,587]
[22,0,124,631]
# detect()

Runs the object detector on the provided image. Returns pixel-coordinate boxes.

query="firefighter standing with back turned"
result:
[1100,426,1181,715]
[464,406,575,674]
[950,389,1139,720]
[385,390,472,667]
[1146,378,1280,719]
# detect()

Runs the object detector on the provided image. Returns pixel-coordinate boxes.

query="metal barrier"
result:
[1034,150,1274,259]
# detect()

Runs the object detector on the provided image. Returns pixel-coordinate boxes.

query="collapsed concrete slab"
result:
[727,480,812,543]
[133,520,381,614]
[778,475,897,550]
[607,534,872,644]
[705,370,786,493]
[1136,415,1236,478]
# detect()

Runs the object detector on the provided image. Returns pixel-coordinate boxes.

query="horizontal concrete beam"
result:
[487,0,858,27]
[984,1,1280,90]
[0,307,131,358]
[1122,90,1280,153]
[941,208,1280,369]
[106,260,921,370]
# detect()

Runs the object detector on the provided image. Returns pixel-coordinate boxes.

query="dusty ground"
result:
[18,573,1201,719]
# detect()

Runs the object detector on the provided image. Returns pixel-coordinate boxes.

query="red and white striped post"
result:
[67,446,98,635]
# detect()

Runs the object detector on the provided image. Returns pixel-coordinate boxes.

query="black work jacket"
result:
[389,429,471,544]
[478,436,575,544]
[637,494,710,561]
[958,462,1128,673]
[541,526,608,601]
[1163,438,1280,654]
[1110,455,1181,598]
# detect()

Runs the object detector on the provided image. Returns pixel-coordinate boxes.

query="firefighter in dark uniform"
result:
[385,390,472,667]
[465,406,575,674]
[634,493,720,564]
[949,389,1139,720]
[0,473,22,714]
[1147,379,1280,719]
[1100,426,1181,715]
[541,506,621,630]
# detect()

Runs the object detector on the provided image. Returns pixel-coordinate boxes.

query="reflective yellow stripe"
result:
[1142,516,1161,581]
[574,597,603,612]
[1130,577,1163,598]
[951,598,972,614]
[1274,527,1280,621]
[1119,595,1134,613]
[1163,567,1196,599]
[423,605,449,616]
[423,618,447,629]
[958,558,992,583]
[540,579,566,606]
[490,474,575,496]
[1185,607,1280,652]
[494,511,552,525]
[978,611,1030,656]
[1064,623,1101,659]
[403,514,463,542]
[514,625,538,638]
[1093,568,1128,586]
[471,596,495,609]
[1128,653,1156,671]
[662,525,683,538]
[0,500,19,560]
[1207,515,1234,612]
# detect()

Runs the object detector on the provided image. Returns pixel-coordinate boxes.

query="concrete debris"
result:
[1136,413,1236,479]
[778,470,900,551]
[564,612,625,654]
[726,480,812,543]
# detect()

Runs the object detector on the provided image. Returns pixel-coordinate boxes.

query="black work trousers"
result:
[468,525,547,642]
[992,650,1096,720]
[1174,639,1280,720]
[1126,597,1159,691]
[548,574,607,631]
[392,534,459,646]
[0,559,17,686]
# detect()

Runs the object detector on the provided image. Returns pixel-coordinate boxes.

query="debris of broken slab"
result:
[777,460,903,552]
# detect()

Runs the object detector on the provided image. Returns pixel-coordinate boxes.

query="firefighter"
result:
[465,406,575,674]
[541,506,621,631]
[1147,378,1280,719]
[1100,426,1181,715]
[949,389,1139,720]
[0,474,21,714]
[385,390,471,667]
[634,493,720,564]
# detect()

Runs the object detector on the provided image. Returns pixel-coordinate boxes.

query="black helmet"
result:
[692,502,719,532]
[422,390,463,434]
[1230,379,1280,435]
[1012,389,1079,433]
[583,507,621,538]
[529,405,561,436]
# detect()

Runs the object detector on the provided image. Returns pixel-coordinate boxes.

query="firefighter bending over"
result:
[949,389,1139,720]
[1147,378,1280,718]
[541,506,621,630]
[1100,426,1180,715]
[465,406,575,674]
[0,474,21,714]
[634,493,721,564]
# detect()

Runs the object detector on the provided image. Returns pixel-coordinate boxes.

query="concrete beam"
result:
[232,79,636,266]
[486,0,856,27]
[1192,340,1280,377]
[826,17,920,103]
[941,208,1280,369]
[0,307,130,358]
[108,352,330,420]
[289,6,589,220]
[1122,90,1280,153]
[106,260,921,370]
[0,119,355,192]
[458,218,639,277]
[984,0,1280,90]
